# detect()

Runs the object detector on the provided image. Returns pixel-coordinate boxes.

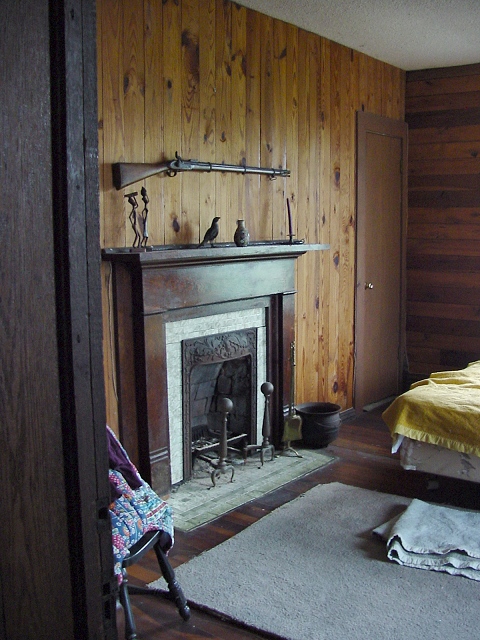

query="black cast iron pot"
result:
[296,402,341,448]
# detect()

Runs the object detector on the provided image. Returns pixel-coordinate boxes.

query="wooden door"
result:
[355,112,408,410]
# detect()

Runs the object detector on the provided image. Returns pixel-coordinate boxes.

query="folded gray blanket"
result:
[373,499,480,581]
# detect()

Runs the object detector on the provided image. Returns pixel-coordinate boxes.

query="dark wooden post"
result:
[0,0,116,637]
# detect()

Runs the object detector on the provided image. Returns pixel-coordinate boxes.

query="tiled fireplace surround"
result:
[104,243,323,495]
[166,308,266,484]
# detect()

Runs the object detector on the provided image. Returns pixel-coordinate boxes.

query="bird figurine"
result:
[198,216,220,247]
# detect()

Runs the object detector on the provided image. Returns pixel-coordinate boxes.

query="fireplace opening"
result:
[190,356,252,444]
[182,329,258,480]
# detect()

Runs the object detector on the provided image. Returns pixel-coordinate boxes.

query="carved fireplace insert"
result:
[103,242,327,494]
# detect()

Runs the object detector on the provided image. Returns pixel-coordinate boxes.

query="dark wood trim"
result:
[1,0,115,637]
[50,0,116,637]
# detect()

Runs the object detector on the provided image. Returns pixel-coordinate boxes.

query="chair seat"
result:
[121,530,170,568]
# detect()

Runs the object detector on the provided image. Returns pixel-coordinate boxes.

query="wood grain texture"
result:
[199,0,217,242]
[245,9,261,241]
[145,0,165,244]
[405,63,480,374]
[3,0,114,635]
[99,0,127,247]
[163,0,183,244]
[214,0,232,241]
[231,2,247,234]
[97,0,406,428]
[181,0,201,243]
[1,2,75,632]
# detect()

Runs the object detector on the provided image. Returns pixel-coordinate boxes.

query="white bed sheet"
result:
[398,436,480,483]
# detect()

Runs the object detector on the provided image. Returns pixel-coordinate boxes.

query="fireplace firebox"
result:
[182,328,257,480]
[103,242,328,494]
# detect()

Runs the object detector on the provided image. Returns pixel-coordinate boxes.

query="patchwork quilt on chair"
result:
[107,426,174,583]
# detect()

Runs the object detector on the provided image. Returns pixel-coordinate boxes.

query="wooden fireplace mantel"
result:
[103,242,329,494]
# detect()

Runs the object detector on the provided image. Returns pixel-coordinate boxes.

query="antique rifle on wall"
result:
[112,152,290,190]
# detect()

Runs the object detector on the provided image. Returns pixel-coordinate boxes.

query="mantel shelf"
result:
[102,242,329,267]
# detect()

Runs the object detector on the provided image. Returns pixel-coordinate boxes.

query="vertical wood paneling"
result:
[296,32,321,401]
[245,9,261,241]
[231,2,247,221]
[259,13,274,239]
[339,47,357,406]
[327,40,341,403]
[98,0,124,426]
[285,23,298,241]
[163,0,183,243]
[145,0,164,244]
[181,0,200,242]
[338,47,351,406]
[123,0,145,247]
[295,30,311,398]
[405,63,480,375]
[215,0,232,242]
[382,62,395,119]
[99,0,126,247]
[318,36,331,400]
[97,0,406,422]
[392,66,406,119]
[271,19,287,240]
[199,0,216,241]
[307,32,322,402]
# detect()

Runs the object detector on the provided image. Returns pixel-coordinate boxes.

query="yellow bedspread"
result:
[382,361,480,457]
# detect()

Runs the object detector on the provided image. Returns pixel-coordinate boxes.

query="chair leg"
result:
[153,543,191,621]
[119,573,138,640]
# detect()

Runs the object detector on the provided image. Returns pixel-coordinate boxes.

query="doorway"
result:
[354,111,408,411]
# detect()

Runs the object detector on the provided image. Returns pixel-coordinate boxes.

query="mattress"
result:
[396,435,480,483]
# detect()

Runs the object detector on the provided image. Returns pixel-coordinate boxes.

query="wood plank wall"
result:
[97,0,405,429]
[405,63,480,377]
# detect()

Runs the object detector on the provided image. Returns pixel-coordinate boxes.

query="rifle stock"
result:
[112,161,170,190]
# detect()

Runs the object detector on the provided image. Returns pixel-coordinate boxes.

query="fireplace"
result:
[182,328,258,481]
[103,242,327,494]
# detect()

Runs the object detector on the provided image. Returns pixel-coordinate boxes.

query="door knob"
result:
[365,282,374,290]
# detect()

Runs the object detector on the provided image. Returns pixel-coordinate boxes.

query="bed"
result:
[382,360,480,482]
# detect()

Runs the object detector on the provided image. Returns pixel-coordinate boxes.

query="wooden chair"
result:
[107,426,190,639]
[119,529,190,640]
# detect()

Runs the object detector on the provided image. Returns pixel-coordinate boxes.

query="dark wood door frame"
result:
[355,111,408,411]
[1,1,116,637]
[50,1,117,636]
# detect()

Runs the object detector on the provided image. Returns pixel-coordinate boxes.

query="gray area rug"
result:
[152,483,480,640]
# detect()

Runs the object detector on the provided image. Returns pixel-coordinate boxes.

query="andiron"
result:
[244,381,276,465]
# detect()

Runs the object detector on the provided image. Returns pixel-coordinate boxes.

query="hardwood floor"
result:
[117,410,480,639]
